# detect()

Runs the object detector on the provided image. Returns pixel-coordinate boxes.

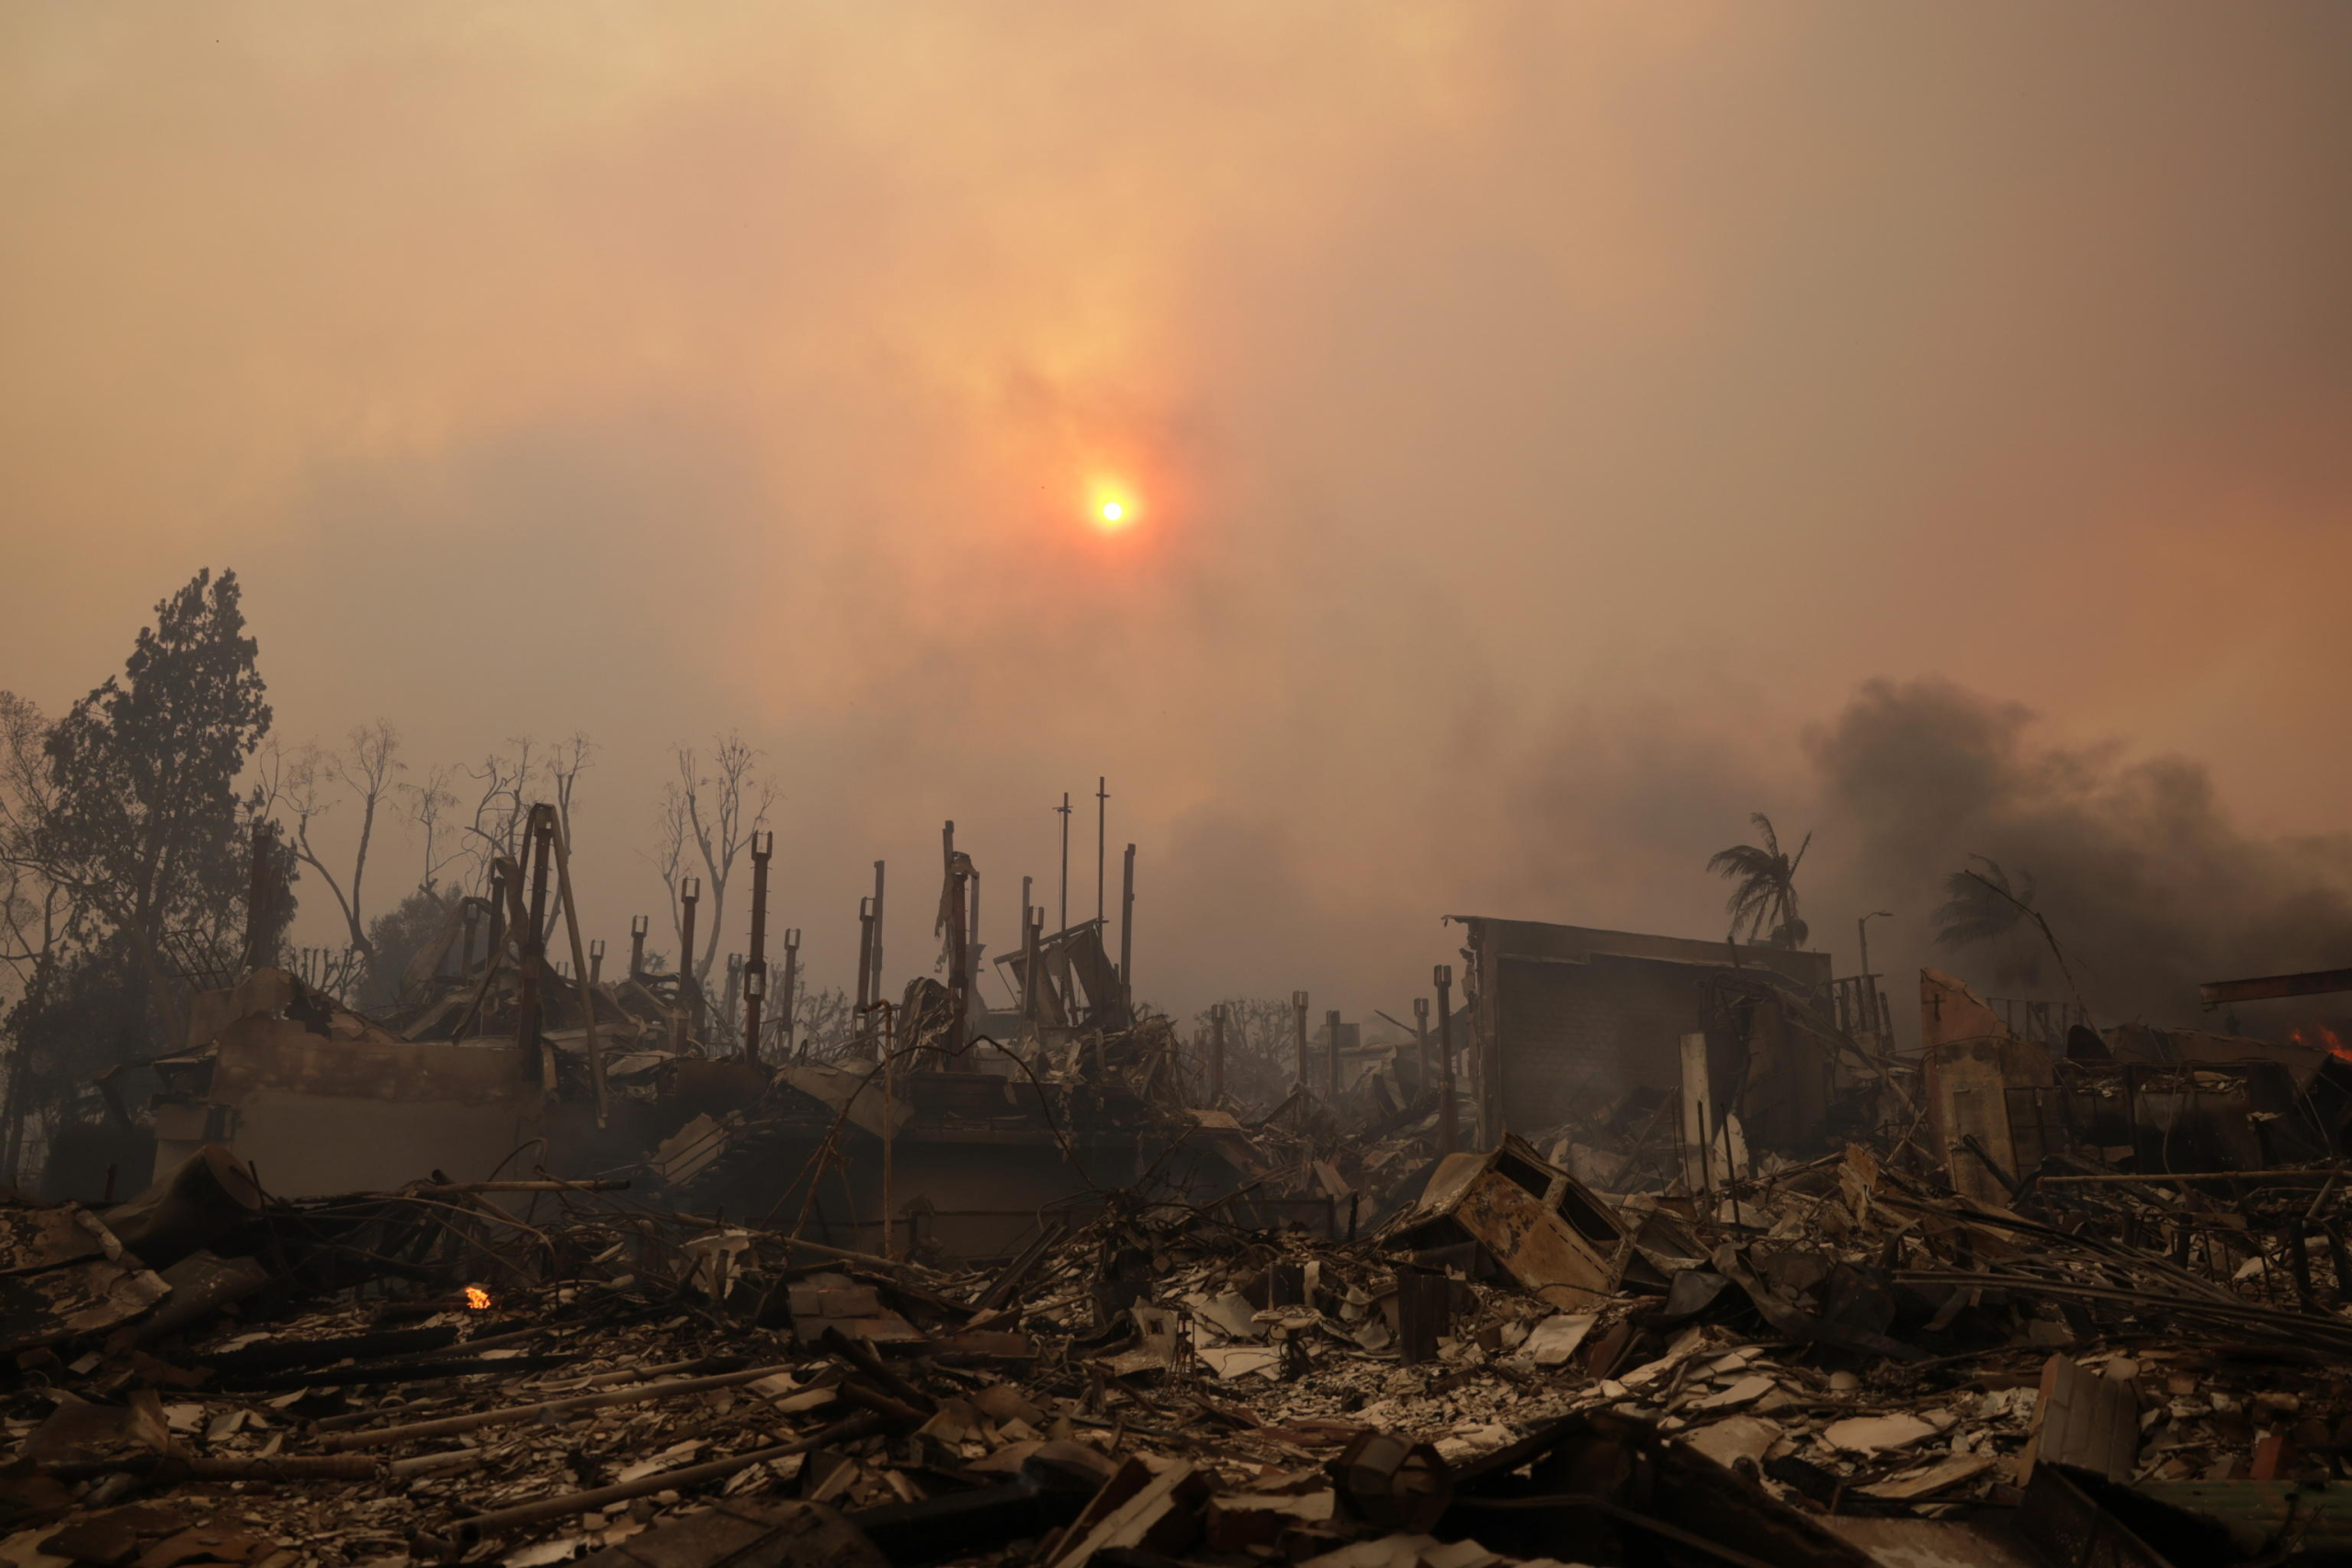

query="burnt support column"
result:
[675,876,701,1051]
[1434,964,1457,1156]
[779,928,800,1060]
[588,939,605,985]
[1118,842,1136,1020]
[742,830,772,1064]
[517,805,555,1073]
[628,915,648,981]
[1293,990,1310,1089]
[855,897,876,1014]
[869,860,887,1008]
[1327,1009,1342,1100]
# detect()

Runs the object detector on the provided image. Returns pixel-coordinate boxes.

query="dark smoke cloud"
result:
[1806,679,2352,1031]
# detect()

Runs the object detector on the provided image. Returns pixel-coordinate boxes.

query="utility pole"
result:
[1293,990,1310,1089]
[675,876,700,1051]
[779,929,800,1061]
[1434,964,1457,1155]
[1413,997,1431,1098]
[742,830,772,1064]
[1118,843,1136,1020]
[1095,777,1108,928]
[1209,1002,1227,1106]
[1327,1009,1342,1100]
[628,915,648,981]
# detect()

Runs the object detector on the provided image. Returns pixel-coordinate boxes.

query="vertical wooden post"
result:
[742,830,772,1064]
[1118,843,1136,1020]
[675,877,700,1051]
[854,897,875,1014]
[1022,908,1044,1042]
[545,812,606,1125]
[516,807,554,1074]
[1094,778,1109,929]
[1293,990,1310,1089]
[869,860,887,1010]
[779,929,800,1061]
[1434,965,1457,1155]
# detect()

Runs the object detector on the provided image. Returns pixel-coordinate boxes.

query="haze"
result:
[6,5,2349,1032]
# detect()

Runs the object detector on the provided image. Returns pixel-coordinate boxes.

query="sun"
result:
[1091,489,1135,530]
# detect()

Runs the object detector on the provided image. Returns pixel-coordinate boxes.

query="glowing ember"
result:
[463,1285,492,1311]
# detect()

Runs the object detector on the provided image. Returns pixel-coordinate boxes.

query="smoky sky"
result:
[3,5,2349,1029]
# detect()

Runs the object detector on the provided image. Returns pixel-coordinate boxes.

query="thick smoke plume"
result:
[1807,679,2352,1032]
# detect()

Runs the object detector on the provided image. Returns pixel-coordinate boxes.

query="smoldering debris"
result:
[27,795,2352,1568]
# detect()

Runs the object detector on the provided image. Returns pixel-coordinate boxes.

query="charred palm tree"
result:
[1707,814,1812,948]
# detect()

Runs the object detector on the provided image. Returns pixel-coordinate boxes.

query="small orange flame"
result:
[463,1285,492,1311]
[2290,1022,2352,1064]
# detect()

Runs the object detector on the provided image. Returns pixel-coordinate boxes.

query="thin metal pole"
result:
[1434,964,1457,1155]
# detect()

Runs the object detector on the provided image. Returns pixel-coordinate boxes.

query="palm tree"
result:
[1706,814,1812,948]
[1934,855,2043,990]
